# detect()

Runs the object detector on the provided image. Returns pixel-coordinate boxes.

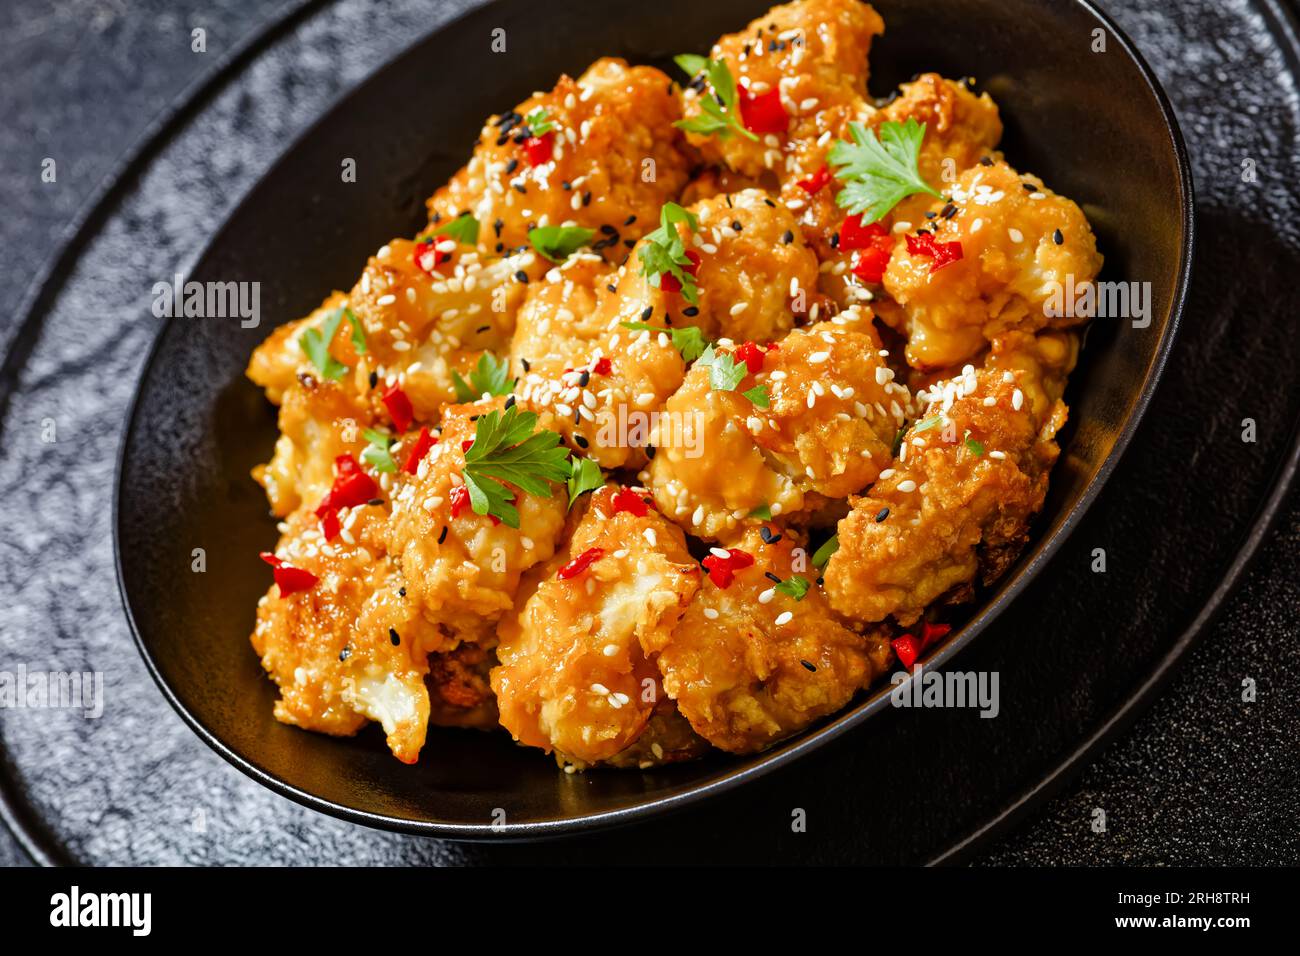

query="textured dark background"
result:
[0,0,1297,865]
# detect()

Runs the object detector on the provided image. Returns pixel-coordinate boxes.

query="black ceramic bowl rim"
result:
[114,0,1194,840]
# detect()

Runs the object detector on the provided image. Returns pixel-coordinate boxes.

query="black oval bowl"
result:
[116,0,1192,838]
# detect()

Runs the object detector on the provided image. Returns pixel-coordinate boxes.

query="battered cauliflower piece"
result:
[678,0,883,181]
[251,506,441,763]
[492,486,701,765]
[645,525,891,753]
[881,160,1103,369]
[253,375,371,518]
[384,398,567,645]
[823,334,1071,626]
[427,57,692,262]
[647,306,910,539]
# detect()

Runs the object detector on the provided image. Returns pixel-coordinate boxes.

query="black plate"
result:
[113,0,1191,837]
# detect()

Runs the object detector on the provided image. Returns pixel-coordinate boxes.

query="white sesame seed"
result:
[603,644,619,657]
[898,479,918,493]
[759,588,776,604]
[774,611,793,626]
[1012,388,1024,410]
[703,607,720,620]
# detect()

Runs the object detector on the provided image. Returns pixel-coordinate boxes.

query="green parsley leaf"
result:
[964,430,985,458]
[775,575,811,601]
[362,428,397,473]
[566,456,605,509]
[300,309,349,380]
[452,352,515,403]
[638,202,702,304]
[343,307,366,354]
[890,427,905,457]
[743,384,770,408]
[812,534,839,569]
[828,119,943,223]
[462,405,570,528]
[672,56,758,142]
[435,212,480,247]
[748,503,773,521]
[619,321,709,362]
[529,225,596,263]
[912,415,943,434]
[525,107,556,136]
[697,344,747,392]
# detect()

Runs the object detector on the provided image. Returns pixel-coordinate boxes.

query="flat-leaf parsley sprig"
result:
[461,405,570,528]
[452,351,515,402]
[828,119,942,223]
[619,321,708,362]
[673,55,759,142]
[638,202,702,304]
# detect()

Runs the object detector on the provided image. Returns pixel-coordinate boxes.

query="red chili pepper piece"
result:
[413,237,452,275]
[523,131,554,166]
[738,86,789,134]
[382,384,414,433]
[905,232,964,273]
[796,164,832,194]
[449,484,470,518]
[592,356,612,376]
[558,546,605,580]
[657,250,701,295]
[838,214,889,251]
[920,621,952,650]
[892,633,921,670]
[734,341,766,375]
[259,552,319,596]
[852,245,893,284]
[611,488,649,517]
[319,508,340,541]
[402,426,437,475]
[315,455,379,517]
[701,548,755,589]
[461,439,474,453]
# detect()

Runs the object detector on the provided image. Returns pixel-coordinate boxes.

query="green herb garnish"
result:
[749,503,773,521]
[828,119,942,223]
[743,385,770,408]
[525,107,556,136]
[300,308,349,381]
[362,428,397,473]
[461,406,570,528]
[812,534,839,569]
[638,202,701,304]
[775,575,811,601]
[619,321,708,362]
[452,352,515,403]
[434,212,480,247]
[672,55,758,142]
[529,225,596,263]
[566,456,604,509]
[964,430,985,458]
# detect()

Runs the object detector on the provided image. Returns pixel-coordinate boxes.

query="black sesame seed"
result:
[578,370,590,387]
[520,358,530,372]
[368,371,378,389]
[574,434,589,448]
[731,220,743,231]
[875,507,890,522]
[800,660,817,672]
[764,571,782,583]
[645,444,656,459]
[600,224,618,236]
[513,183,527,195]
[623,239,636,248]
[496,133,509,146]
[941,203,957,219]
[979,156,993,167]
[437,526,448,544]
[515,270,529,283]
[925,211,937,219]
[830,232,840,249]
[782,230,794,244]
[1022,182,1037,192]
[504,158,519,174]
[582,191,592,206]
[476,324,490,334]
[682,306,699,317]
[504,395,516,409]
[338,646,351,661]
[389,628,401,646]
[495,242,505,253]
[607,284,618,294]
[398,586,406,597]
[624,215,637,226]
[764,198,776,207]
[1053,229,1064,245]
[640,306,653,321]
[367,498,383,507]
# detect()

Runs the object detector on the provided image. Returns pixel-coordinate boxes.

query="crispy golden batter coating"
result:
[253,375,371,518]
[824,334,1070,626]
[647,306,910,539]
[492,486,700,765]
[427,642,500,731]
[679,0,883,180]
[384,398,567,645]
[646,526,890,753]
[251,507,441,763]
[881,160,1103,369]
[427,58,692,261]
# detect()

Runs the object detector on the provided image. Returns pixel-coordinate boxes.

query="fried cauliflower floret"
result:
[253,375,370,518]
[645,525,890,753]
[511,255,685,471]
[384,399,567,645]
[247,293,348,404]
[427,58,691,262]
[679,0,883,180]
[492,486,701,765]
[251,506,442,763]
[647,306,910,539]
[880,160,1103,370]
[824,340,1068,625]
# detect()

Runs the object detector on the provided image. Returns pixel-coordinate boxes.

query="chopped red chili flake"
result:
[591,356,612,376]
[905,232,964,272]
[734,341,766,375]
[449,484,470,518]
[796,164,832,194]
[701,548,755,588]
[611,488,648,517]
[315,455,378,517]
[838,215,895,283]
[319,508,340,541]
[657,250,701,295]
[558,546,605,580]
[523,131,554,166]
[413,237,452,275]
[920,621,952,650]
[852,245,893,284]
[461,439,474,453]
[738,86,788,134]
[838,214,888,251]
[382,384,414,433]
[259,552,319,596]
[402,426,437,475]
[892,633,921,670]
